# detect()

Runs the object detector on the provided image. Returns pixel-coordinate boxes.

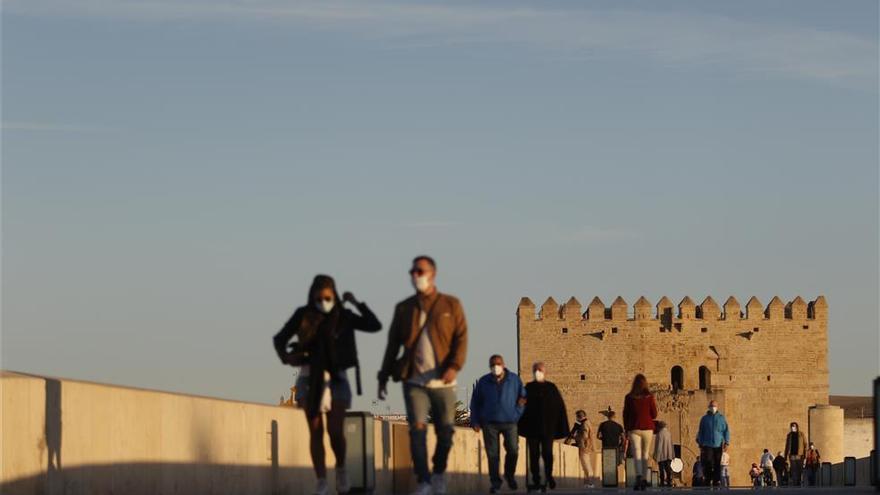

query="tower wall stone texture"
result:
[516,295,829,487]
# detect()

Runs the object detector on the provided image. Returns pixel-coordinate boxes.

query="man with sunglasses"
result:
[378,255,468,495]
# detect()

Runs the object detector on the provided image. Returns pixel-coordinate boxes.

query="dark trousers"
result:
[700,446,723,486]
[658,460,673,487]
[805,465,818,486]
[527,436,554,487]
[789,456,803,487]
[774,468,788,486]
[482,423,519,489]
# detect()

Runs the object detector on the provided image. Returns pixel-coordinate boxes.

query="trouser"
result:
[775,468,787,486]
[527,435,554,487]
[658,460,673,487]
[482,423,519,489]
[403,383,457,484]
[700,446,723,486]
[721,465,730,487]
[628,430,653,479]
[578,447,594,484]
[805,465,818,486]
[789,456,803,486]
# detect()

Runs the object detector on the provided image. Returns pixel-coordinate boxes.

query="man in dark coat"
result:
[518,362,569,492]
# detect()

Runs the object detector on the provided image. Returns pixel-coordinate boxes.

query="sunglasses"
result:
[409,268,428,276]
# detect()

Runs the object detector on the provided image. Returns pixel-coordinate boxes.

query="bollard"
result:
[601,449,618,487]
[344,412,376,494]
[820,462,832,487]
[844,456,857,486]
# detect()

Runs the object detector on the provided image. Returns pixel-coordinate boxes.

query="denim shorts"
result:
[294,370,352,410]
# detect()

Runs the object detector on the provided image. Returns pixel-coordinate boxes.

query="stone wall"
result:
[1,371,586,495]
[516,294,829,487]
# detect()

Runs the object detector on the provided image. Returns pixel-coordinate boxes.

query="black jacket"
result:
[273,302,381,372]
[518,380,569,440]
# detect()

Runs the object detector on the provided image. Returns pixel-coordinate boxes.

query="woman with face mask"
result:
[273,274,382,495]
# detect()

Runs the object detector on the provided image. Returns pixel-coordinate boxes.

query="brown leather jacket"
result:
[378,291,467,383]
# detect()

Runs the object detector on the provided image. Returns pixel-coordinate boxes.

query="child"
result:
[749,463,763,488]
[720,445,731,487]
[653,420,674,487]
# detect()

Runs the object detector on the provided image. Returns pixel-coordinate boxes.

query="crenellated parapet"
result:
[518,295,828,323]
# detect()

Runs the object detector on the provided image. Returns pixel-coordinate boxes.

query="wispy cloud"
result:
[6,1,877,89]
[2,121,114,133]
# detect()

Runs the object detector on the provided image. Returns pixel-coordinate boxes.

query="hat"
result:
[599,406,616,417]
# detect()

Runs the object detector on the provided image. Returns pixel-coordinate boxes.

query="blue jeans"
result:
[403,383,457,484]
[482,423,519,489]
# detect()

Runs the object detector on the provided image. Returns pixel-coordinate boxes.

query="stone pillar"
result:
[808,404,844,464]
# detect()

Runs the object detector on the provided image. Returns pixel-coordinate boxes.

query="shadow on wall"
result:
[45,378,62,493]
[1,462,318,495]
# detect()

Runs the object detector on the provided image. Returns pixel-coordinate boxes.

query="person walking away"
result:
[377,256,468,495]
[596,407,625,486]
[804,442,821,486]
[273,275,382,495]
[784,422,807,487]
[622,374,657,491]
[470,354,527,493]
[565,410,596,488]
[518,362,569,492]
[772,451,788,487]
[653,420,674,488]
[760,448,775,486]
[695,399,730,488]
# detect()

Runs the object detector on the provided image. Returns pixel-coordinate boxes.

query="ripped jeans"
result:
[403,383,457,484]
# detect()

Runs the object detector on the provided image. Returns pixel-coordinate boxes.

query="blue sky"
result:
[2,0,878,412]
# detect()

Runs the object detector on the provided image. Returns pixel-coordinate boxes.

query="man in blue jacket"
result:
[696,399,730,487]
[470,354,527,493]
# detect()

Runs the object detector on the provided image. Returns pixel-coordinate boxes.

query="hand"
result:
[342,292,358,305]
[472,426,481,433]
[378,382,387,401]
[441,368,458,384]
[517,397,527,407]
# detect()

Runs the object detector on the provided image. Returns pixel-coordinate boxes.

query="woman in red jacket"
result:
[622,374,658,491]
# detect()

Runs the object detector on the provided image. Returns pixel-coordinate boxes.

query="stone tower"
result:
[516,294,829,487]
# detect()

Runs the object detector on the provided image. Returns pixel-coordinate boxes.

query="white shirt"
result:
[407,306,455,388]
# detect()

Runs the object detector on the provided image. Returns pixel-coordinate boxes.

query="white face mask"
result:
[791,426,797,432]
[412,275,432,293]
[709,406,718,414]
[316,299,335,314]
[491,365,504,376]
[534,370,545,382]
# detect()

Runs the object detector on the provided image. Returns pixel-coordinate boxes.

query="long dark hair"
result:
[308,274,340,307]
[629,373,650,397]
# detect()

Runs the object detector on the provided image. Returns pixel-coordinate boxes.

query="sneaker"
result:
[335,467,351,494]
[431,473,447,495]
[547,477,556,490]
[313,478,329,495]
[489,488,499,494]
[411,482,432,495]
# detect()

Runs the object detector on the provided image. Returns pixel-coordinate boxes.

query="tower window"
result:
[699,366,712,391]
[580,374,586,381]
[671,366,684,392]
[562,327,568,334]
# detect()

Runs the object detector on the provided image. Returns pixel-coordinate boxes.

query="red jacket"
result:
[623,393,658,431]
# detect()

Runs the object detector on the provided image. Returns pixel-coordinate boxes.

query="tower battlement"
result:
[517,295,827,323]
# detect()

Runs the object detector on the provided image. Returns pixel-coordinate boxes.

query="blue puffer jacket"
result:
[696,411,730,448]
[469,370,526,426]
